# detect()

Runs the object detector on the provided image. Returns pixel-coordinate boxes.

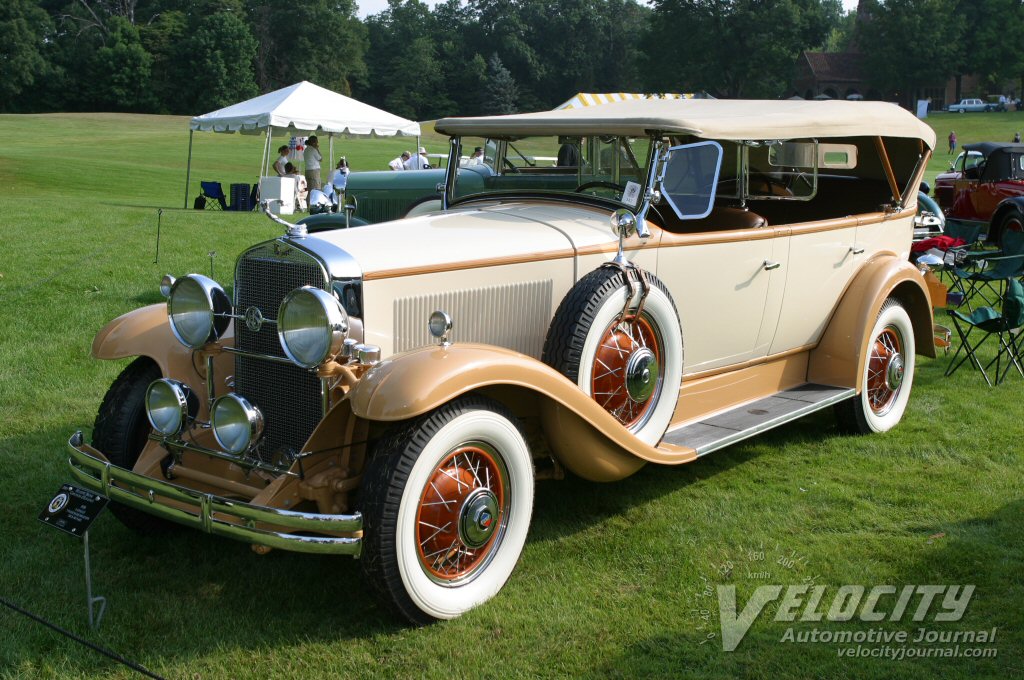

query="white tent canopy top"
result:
[190,80,421,137]
[184,81,421,208]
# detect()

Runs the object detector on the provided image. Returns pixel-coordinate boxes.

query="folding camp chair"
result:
[947,230,1024,311]
[945,277,1024,386]
[200,181,229,210]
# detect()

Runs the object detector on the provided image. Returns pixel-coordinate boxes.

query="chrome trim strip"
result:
[693,388,855,457]
[67,432,362,556]
[148,432,297,477]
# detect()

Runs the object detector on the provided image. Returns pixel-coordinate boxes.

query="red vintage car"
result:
[945,142,1024,243]
[934,149,982,209]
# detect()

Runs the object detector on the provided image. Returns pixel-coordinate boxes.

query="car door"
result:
[652,141,784,373]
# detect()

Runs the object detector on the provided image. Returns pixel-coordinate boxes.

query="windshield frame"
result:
[442,134,658,213]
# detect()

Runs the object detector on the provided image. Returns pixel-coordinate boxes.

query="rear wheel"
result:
[835,300,916,434]
[92,357,175,533]
[994,208,1024,247]
[360,396,533,624]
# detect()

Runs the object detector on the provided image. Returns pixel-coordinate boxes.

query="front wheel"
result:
[835,300,916,434]
[360,396,534,624]
[92,357,176,533]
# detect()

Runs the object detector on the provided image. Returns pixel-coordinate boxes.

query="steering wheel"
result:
[576,180,625,193]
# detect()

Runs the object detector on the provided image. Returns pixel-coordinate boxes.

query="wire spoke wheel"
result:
[866,326,906,416]
[835,300,915,434]
[591,313,664,429]
[416,444,509,584]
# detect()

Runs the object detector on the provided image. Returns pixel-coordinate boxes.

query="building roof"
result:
[801,52,865,83]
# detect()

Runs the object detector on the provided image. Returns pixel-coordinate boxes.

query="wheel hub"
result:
[459,488,499,549]
[886,353,905,391]
[625,348,658,403]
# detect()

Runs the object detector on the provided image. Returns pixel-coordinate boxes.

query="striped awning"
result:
[555,92,710,110]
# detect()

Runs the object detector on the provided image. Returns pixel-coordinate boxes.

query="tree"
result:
[857,0,963,106]
[644,0,842,99]
[482,53,518,114]
[249,0,367,94]
[183,10,258,112]
[86,16,154,111]
[0,0,54,110]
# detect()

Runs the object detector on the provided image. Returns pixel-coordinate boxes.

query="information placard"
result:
[38,484,108,538]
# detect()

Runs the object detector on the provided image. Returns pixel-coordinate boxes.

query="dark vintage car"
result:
[945,142,1024,244]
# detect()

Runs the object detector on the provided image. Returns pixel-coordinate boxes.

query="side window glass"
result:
[661,141,723,220]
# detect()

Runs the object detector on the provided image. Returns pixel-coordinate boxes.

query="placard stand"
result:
[39,483,110,630]
[83,530,106,629]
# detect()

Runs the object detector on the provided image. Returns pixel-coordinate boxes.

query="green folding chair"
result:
[945,277,1024,386]
[948,230,1024,311]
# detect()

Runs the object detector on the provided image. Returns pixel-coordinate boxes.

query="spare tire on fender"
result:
[542,266,683,445]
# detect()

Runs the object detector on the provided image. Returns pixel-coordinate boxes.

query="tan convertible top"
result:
[435,98,936,148]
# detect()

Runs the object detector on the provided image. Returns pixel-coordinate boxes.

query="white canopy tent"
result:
[184,81,421,207]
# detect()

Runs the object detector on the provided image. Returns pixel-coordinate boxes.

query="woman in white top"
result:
[273,145,289,176]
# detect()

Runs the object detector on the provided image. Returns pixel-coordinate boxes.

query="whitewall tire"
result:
[543,267,683,445]
[361,396,533,623]
[836,299,916,434]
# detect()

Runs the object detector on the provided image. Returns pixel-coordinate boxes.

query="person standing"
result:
[404,146,430,170]
[273,145,289,176]
[1014,132,1021,144]
[948,130,957,155]
[303,136,322,190]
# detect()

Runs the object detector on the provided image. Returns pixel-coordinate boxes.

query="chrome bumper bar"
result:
[66,432,362,557]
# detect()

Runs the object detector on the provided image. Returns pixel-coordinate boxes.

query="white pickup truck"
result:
[947,98,994,113]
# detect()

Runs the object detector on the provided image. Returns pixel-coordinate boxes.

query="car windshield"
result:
[450,135,652,209]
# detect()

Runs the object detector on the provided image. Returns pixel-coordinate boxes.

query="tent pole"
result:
[329,134,334,172]
[183,129,194,209]
[264,129,273,177]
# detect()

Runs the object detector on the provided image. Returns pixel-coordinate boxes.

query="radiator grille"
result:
[394,281,553,357]
[355,197,410,223]
[234,242,328,464]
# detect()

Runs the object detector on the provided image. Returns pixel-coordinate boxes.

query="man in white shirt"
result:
[303,136,322,190]
[389,151,410,171]
[404,146,430,170]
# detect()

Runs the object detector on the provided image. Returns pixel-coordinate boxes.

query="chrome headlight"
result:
[277,286,349,368]
[211,394,264,454]
[167,274,231,349]
[145,379,198,436]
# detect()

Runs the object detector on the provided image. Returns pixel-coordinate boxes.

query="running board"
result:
[660,383,856,456]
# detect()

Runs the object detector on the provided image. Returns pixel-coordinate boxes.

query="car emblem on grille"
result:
[244,306,264,332]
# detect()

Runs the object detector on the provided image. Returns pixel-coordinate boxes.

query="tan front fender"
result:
[91,304,232,409]
[808,255,936,390]
[348,344,697,482]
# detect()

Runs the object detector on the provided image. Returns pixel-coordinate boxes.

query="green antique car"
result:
[300,164,489,229]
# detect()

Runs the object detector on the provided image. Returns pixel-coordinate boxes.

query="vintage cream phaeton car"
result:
[68,99,937,623]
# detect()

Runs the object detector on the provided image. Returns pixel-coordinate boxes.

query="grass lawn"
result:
[1,111,1022,679]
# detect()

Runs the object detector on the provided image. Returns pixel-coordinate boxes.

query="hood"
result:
[308,201,620,279]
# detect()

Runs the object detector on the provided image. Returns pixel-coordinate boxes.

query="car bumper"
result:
[66,432,362,556]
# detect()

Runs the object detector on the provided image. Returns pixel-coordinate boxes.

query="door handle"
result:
[763,260,781,271]
[850,246,865,255]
